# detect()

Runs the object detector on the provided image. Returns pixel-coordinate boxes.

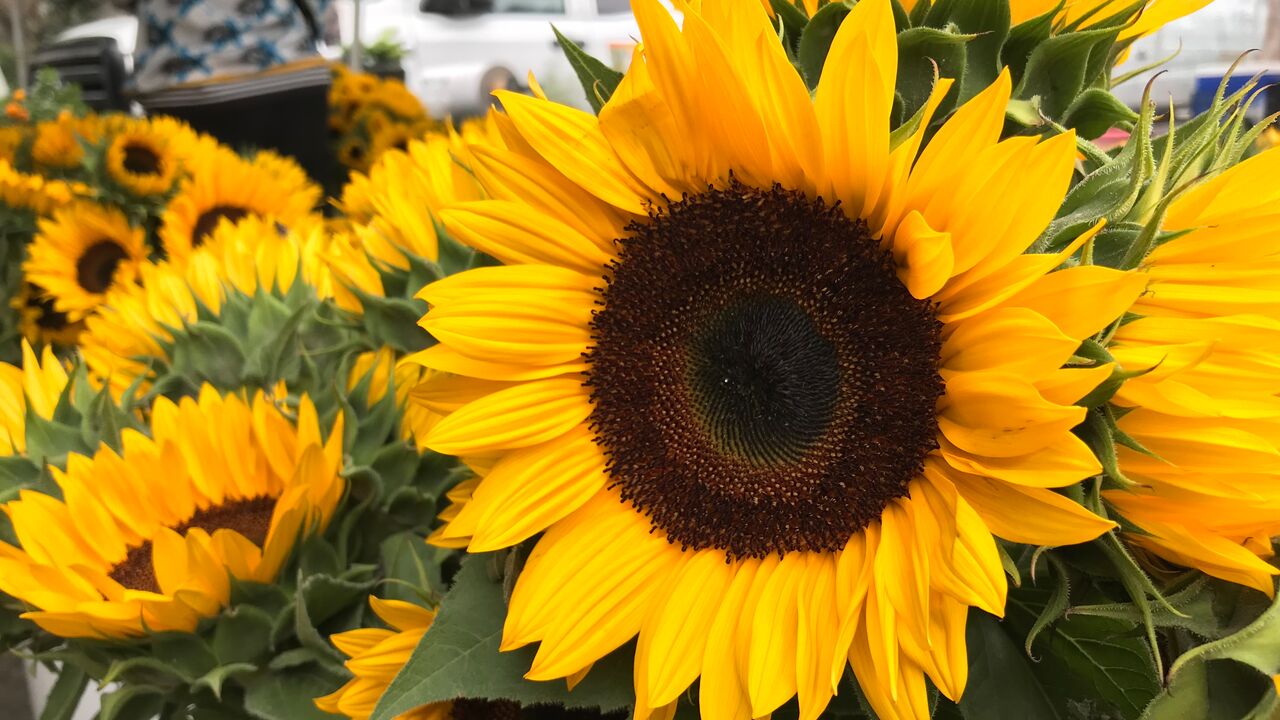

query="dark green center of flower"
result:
[192,205,250,247]
[122,142,161,175]
[108,496,276,593]
[586,182,944,558]
[75,240,128,294]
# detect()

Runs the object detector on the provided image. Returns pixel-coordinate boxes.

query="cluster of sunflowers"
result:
[2,0,1280,719]
[329,65,437,173]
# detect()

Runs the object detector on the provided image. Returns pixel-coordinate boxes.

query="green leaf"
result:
[193,662,258,700]
[171,321,249,390]
[213,605,276,665]
[1007,585,1160,717]
[371,554,635,720]
[152,632,219,681]
[1001,3,1058,86]
[1014,26,1120,119]
[922,0,1010,103]
[1062,87,1139,139]
[895,27,967,120]
[798,3,851,90]
[38,662,88,720]
[354,293,433,354]
[1142,581,1280,719]
[958,611,1063,720]
[1024,555,1071,657]
[770,0,810,58]
[243,668,345,720]
[98,685,166,720]
[553,25,623,115]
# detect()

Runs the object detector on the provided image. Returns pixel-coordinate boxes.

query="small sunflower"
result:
[10,282,86,347]
[0,387,345,638]
[336,132,487,269]
[315,595,450,720]
[159,144,319,264]
[24,202,147,321]
[338,136,373,172]
[0,340,69,456]
[0,160,80,215]
[1104,147,1280,595]
[349,348,437,446]
[413,2,1150,718]
[30,112,84,169]
[104,121,179,197]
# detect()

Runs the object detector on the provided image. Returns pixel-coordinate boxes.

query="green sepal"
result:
[1001,2,1060,87]
[922,0,1010,104]
[97,685,166,720]
[798,3,851,90]
[1014,25,1121,120]
[1062,87,1139,139]
[895,27,968,122]
[350,290,433,354]
[553,25,624,115]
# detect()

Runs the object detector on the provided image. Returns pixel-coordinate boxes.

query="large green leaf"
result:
[1142,582,1280,720]
[1006,585,1160,717]
[955,611,1063,720]
[37,662,88,720]
[371,554,635,720]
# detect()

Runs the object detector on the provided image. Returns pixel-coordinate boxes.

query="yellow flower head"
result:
[0,387,345,639]
[10,282,86,348]
[23,202,147,321]
[315,595,450,720]
[0,160,80,215]
[159,143,320,264]
[1105,147,1280,596]
[104,120,180,197]
[411,1,1149,718]
[31,114,83,168]
[0,341,69,456]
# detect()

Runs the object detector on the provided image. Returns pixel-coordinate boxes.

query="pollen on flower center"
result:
[585,182,945,558]
[75,240,128,294]
[108,496,276,593]
[192,205,250,247]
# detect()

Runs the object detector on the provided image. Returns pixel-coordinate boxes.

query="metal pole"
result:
[7,0,26,90]
[350,0,363,71]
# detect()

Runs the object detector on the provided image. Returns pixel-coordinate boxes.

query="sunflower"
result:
[158,143,319,264]
[0,340,69,456]
[10,282,86,347]
[1103,147,1280,596]
[82,216,330,397]
[315,595,450,720]
[349,348,438,447]
[0,160,80,215]
[0,126,23,163]
[104,121,179,197]
[23,202,147,321]
[335,132,486,269]
[0,387,345,639]
[251,149,324,210]
[30,112,84,169]
[411,2,1149,718]
[338,136,373,171]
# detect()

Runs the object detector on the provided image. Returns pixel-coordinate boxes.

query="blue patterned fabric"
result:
[132,0,331,93]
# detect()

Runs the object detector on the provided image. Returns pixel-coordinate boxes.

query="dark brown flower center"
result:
[25,285,70,330]
[122,142,162,176]
[585,182,944,558]
[192,205,250,247]
[75,240,129,294]
[108,496,276,593]
[449,699,625,720]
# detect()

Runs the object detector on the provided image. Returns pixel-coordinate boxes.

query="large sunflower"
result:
[1104,147,1280,596]
[0,340,69,456]
[104,120,180,197]
[315,595,450,720]
[158,143,319,264]
[411,1,1147,718]
[0,387,345,638]
[23,202,147,321]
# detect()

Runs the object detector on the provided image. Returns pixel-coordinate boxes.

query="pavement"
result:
[0,654,34,720]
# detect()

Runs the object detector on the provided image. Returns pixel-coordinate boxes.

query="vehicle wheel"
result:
[479,67,519,107]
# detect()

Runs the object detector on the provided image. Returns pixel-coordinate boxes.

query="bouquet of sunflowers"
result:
[3,1,1280,719]
[329,66,437,173]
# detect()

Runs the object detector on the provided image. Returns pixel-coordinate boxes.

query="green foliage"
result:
[554,26,624,115]
[371,554,637,720]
